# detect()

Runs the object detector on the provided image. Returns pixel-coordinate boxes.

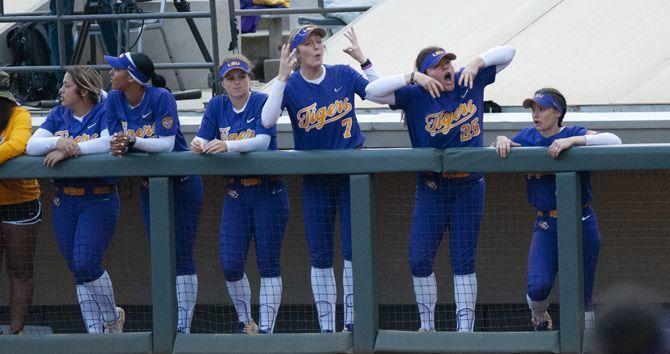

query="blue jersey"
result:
[512,126,593,211]
[282,65,368,150]
[41,103,116,187]
[105,86,189,152]
[391,66,496,150]
[197,91,277,150]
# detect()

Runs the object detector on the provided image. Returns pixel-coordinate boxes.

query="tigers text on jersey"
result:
[282,65,368,150]
[105,86,189,151]
[391,66,496,149]
[197,91,277,150]
[512,125,593,211]
[41,103,116,187]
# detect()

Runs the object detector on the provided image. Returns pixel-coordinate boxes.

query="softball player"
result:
[494,88,621,331]
[0,71,41,335]
[26,66,124,333]
[365,45,516,332]
[191,56,289,334]
[104,52,203,334]
[261,26,379,333]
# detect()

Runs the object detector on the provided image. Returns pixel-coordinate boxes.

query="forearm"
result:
[479,45,516,73]
[261,80,285,128]
[225,134,271,152]
[26,133,60,155]
[365,74,407,105]
[133,135,175,152]
[584,132,622,146]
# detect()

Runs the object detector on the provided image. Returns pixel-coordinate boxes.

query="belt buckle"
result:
[241,178,260,187]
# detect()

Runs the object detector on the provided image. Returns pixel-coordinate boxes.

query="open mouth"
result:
[444,72,452,84]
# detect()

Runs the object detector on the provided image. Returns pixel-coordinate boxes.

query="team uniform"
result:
[197,91,289,333]
[105,86,203,333]
[389,65,497,332]
[34,103,124,333]
[512,125,601,328]
[279,64,369,332]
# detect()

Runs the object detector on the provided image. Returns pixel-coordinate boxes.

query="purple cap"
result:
[219,60,251,78]
[522,92,564,113]
[418,48,457,73]
[104,52,150,85]
[289,25,327,51]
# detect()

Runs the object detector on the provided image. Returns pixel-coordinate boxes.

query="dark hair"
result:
[0,97,16,134]
[415,46,442,73]
[131,52,167,89]
[536,87,567,126]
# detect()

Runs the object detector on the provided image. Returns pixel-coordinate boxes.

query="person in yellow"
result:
[0,71,41,335]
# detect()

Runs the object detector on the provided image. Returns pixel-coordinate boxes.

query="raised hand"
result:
[413,72,444,98]
[277,44,297,82]
[342,27,367,64]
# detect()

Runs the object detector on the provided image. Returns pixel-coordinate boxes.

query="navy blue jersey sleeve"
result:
[511,127,532,145]
[104,93,124,135]
[197,97,220,140]
[568,126,588,137]
[390,85,414,111]
[476,65,496,87]
[40,107,60,133]
[348,66,369,100]
[153,90,179,137]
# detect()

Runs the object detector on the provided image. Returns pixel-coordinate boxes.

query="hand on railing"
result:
[55,137,81,158]
[493,135,520,159]
[43,149,68,168]
[110,133,134,156]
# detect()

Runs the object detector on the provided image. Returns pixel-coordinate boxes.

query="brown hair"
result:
[66,66,103,103]
[0,97,16,135]
[219,54,254,80]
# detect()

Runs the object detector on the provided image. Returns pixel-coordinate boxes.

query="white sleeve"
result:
[26,128,59,155]
[133,135,176,152]
[261,80,286,128]
[365,74,407,105]
[78,129,110,155]
[192,136,210,146]
[363,65,380,82]
[480,45,516,73]
[225,134,272,152]
[584,132,622,146]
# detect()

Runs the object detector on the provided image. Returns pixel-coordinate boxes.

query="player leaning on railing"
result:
[494,88,621,331]
[104,52,203,334]
[365,45,515,332]
[0,71,42,336]
[190,55,290,334]
[26,66,124,334]
[261,25,380,333]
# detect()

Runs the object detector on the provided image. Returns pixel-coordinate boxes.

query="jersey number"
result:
[460,118,480,142]
[342,118,353,138]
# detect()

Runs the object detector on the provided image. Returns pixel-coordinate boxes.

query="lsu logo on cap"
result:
[162,116,174,129]
[432,50,445,57]
[229,61,241,66]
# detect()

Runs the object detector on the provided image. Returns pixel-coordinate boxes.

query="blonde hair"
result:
[66,66,103,103]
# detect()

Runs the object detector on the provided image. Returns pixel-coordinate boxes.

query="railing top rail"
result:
[1,145,669,180]
[232,6,371,16]
[0,11,212,23]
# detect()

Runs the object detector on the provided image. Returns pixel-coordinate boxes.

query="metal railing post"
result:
[56,0,66,72]
[149,177,177,353]
[350,174,377,354]
[556,172,585,353]
[209,0,220,96]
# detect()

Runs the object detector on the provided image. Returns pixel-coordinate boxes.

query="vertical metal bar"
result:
[209,0,220,96]
[350,174,377,354]
[556,172,584,353]
[0,0,4,16]
[149,177,176,354]
[318,0,325,9]
[56,0,66,71]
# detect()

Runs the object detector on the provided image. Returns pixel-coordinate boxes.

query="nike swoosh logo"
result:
[87,123,96,129]
[334,86,343,92]
[246,117,256,123]
[582,215,591,222]
[142,112,152,119]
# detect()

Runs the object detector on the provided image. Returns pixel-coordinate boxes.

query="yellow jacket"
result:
[0,106,40,205]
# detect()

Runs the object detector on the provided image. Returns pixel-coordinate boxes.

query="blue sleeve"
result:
[196,98,220,140]
[349,66,369,100]
[511,128,529,145]
[570,126,588,136]
[153,90,179,137]
[104,94,123,135]
[390,85,413,111]
[40,108,58,133]
[476,65,496,87]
